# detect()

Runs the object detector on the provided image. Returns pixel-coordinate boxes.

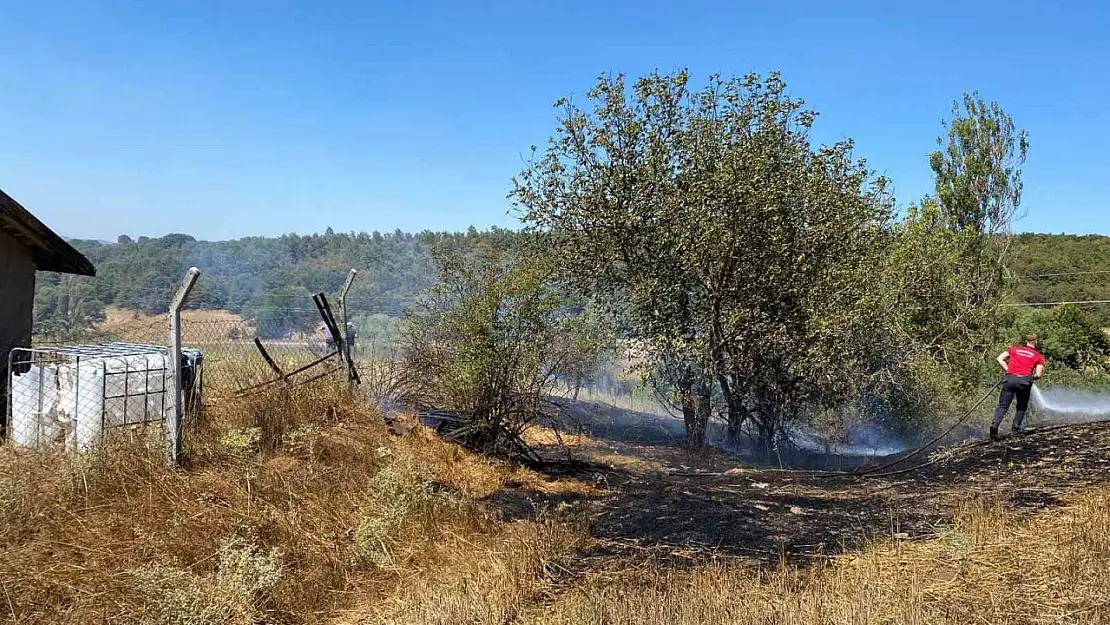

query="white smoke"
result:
[708,421,907,458]
[783,424,907,457]
[1032,385,1110,420]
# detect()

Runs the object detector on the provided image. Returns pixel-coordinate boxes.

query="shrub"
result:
[399,247,606,460]
[352,461,439,568]
[129,537,281,625]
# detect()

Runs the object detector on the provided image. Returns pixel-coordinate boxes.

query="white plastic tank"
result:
[8,344,178,452]
[10,364,66,449]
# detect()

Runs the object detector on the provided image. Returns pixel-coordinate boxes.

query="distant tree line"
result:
[1005,233,1110,326]
[34,227,519,337]
[36,228,1107,330]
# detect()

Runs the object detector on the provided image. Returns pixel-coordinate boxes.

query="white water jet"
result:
[1032,385,1110,419]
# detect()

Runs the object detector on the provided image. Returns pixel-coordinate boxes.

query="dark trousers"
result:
[993,374,1034,430]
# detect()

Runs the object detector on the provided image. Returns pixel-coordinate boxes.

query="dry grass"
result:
[6,376,1110,624]
[344,512,587,625]
[523,491,1110,625]
[0,381,572,624]
[99,306,250,344]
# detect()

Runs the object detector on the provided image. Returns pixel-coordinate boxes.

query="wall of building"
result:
[0,228,36,432]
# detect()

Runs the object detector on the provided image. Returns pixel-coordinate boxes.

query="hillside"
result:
[54,228,518,316]
[32,228,516,338]
[1008,233,1110,324]
[31,230,1110,335]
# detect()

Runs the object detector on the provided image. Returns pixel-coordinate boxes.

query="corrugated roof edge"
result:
[0,187,96,276]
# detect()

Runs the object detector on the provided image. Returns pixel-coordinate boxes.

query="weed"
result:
[129,537,281,625]
[352,460,439,568]
[220,426,262,454]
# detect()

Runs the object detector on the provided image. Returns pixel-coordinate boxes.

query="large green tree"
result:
[512,70,894,449]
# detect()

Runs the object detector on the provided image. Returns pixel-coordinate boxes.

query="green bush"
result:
[996,304,1110,386]
[399,247,606,459]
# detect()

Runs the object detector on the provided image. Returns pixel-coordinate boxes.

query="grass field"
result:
[4,366,1110,623]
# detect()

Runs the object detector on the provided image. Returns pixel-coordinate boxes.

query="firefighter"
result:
[990,334,1046,441]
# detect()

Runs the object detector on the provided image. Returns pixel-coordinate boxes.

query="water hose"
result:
[816,378,1004,479]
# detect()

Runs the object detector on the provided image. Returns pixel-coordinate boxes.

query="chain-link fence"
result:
[6,267,364,458]
[180,307,346,397]
[175,270,359,398]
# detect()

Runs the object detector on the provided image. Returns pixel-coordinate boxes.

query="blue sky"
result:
[1,0,1106,241]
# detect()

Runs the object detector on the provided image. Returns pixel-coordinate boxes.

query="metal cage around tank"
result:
[5,342,202,452]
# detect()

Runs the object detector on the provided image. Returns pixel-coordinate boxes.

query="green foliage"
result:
[1006,234,1110,325]
[37,228,520,333]
[32,274,105,338]
[880,92,1030,403]
[219,427,262,455]
[352,460,438,568]
[400,246,605,458]
[512,70,895,447]
[930,92,1028,236]
[996,305,1110,384]
[866,92,1029,411]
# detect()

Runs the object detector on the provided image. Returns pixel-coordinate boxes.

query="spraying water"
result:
[1032,385,1110,420]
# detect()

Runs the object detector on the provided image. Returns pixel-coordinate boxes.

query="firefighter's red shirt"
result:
[1006,345,1045,377]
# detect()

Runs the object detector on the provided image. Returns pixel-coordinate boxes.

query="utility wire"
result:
[1006,269,1110,279]
[1000,299,1110,307]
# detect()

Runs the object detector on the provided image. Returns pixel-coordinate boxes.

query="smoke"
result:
[783,424,907,457]
[706,421,907,459]
[1032,385,1110,421]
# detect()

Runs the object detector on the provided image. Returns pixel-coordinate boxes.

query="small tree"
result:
[930,92,1028,238]
[925,92,1028,340]
[399,248,604,460]
[879,93,1029,425]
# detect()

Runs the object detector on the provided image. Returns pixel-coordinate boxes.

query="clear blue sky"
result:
[1,0,1107,241]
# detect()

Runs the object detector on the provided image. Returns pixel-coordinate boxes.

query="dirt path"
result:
[506,401,1110,565]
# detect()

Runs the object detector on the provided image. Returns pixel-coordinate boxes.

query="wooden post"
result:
[168,267,199,467]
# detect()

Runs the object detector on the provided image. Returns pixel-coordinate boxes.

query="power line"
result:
[1005,269,1110,279]
[1000,299,1110,307]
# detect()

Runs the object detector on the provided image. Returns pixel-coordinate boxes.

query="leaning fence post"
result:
[167,267,200,467]
[338,269,358,385]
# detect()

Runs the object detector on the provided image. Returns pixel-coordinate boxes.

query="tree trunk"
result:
[753,414,777,461]
[717,371,747,441]
[688,383,712,451]
[681,392,697,437]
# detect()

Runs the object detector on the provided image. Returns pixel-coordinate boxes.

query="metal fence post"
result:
[338,269,358,384]
[168,267,200,467]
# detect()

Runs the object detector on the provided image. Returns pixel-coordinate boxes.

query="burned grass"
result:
[523,489,1110,625]
[526,403,1110,565]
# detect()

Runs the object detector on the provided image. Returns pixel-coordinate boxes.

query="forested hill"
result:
[33,228,518,332]
[32,229,1110,331]
[1007,233,1110,324]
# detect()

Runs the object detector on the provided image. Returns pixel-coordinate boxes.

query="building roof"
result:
[0,188,96,276]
